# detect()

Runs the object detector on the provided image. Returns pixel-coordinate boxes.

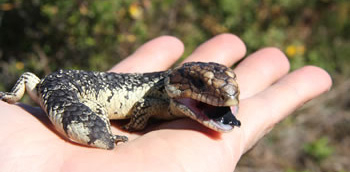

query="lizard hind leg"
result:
[0,72,40,104]
[59,99,127,149]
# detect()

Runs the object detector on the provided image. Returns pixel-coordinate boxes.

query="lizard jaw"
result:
[172,98,241,132]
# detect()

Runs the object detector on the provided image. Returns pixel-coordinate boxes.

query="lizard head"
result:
[165,62,241,132]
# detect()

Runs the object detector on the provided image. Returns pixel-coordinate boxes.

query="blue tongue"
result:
[218,112,241,127]
[202,105,241,127]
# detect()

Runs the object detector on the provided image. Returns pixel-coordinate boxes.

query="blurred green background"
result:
[1,0,349,171]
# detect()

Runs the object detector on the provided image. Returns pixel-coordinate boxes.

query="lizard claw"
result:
[114,135,128,143]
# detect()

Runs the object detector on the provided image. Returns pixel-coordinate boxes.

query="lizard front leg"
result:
[0,72,40,104]
[123,98,170,131]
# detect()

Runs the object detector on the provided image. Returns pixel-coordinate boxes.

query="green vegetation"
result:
[303,136,334,162]
[1,0,350,90]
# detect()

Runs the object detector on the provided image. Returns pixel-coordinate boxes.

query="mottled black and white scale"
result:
[0,62,241,149]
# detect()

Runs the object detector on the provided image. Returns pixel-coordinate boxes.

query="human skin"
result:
[0,34,332,172]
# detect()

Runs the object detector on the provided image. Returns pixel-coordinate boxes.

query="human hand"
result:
[0,34,332,172]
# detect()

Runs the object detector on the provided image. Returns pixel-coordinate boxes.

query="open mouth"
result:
[174,98,241,132]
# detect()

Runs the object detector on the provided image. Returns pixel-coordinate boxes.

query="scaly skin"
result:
[0,62,240,149]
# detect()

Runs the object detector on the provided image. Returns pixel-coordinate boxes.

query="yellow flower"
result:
[42,5,58,16]
[285,44,306,57]
[286,45,297,57]
[15,62,24,70]
[0,3,14,11]
[126,34,136,43]
[129,3,143,20]
[79,5,88,15]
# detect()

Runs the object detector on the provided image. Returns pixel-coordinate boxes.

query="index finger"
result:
[109,36,184,73]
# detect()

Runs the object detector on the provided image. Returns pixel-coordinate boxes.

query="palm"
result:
[0,34,331,172]
[0,102,236,171]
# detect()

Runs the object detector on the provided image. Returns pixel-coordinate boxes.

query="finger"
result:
[234,47,290,99]
[110,36,184,73]
[232,66,332,152]
[182,33,246,67]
